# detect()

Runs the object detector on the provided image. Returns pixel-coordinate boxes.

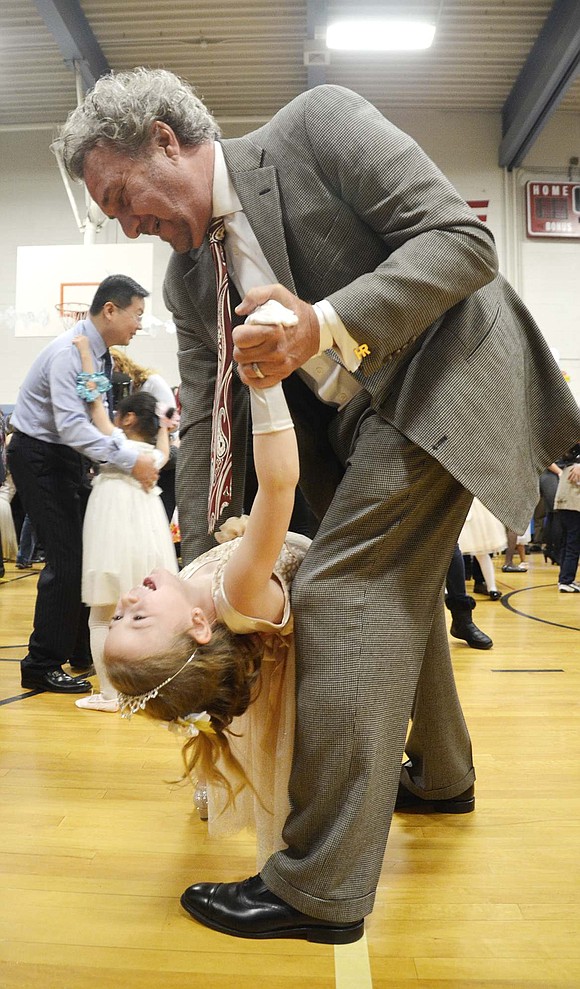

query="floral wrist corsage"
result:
[76,371,112,402]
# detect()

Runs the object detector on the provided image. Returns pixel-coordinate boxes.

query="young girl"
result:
[102,301,307,867]
[73,334,178,712]
[459,497,506,600]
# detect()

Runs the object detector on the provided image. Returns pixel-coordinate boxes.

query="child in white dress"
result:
[102,301,305,866]
[72,334,178,713]
[459,497,506,600]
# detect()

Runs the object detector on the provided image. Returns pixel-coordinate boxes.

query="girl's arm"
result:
[72,335,114,436]
[222,302,300,623]
[153,405,178,469]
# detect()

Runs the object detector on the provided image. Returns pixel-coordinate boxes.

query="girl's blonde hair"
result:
[109,348,153,390]
[104,625,264,799]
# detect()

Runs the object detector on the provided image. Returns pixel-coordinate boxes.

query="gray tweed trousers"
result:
[261,407,474,923]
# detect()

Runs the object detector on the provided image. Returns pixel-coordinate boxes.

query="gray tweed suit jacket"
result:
[164,85,580,561]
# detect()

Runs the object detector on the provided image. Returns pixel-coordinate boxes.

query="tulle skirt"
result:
[459,497,507,556]
[82,471,178,605]
[0,482,17,560]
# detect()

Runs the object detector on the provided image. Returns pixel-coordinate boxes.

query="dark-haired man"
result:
[9,274,157,694]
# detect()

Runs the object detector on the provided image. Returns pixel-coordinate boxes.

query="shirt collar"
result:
[212,141,242,219]
[75,316,108,360]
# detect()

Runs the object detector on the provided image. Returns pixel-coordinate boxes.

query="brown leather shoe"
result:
[180,875,364,943]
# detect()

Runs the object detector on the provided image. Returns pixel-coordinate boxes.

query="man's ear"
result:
[187,608,213,645]
[152,120,180,158]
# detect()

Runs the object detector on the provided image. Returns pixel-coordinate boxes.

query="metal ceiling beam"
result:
[33,0,110,92]
[499,0,580,170]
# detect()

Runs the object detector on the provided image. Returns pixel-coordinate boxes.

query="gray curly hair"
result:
[53,67,221,180]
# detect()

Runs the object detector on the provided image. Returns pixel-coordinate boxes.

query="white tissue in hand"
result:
[245,299,298,327]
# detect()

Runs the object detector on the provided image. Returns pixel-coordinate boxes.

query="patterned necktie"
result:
[102,349,115,421]
[207,217,234,533]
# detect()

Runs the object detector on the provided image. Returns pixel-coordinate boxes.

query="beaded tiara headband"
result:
[117,648,198,719]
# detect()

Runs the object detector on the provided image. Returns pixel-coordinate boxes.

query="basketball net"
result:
[55,302,89,330]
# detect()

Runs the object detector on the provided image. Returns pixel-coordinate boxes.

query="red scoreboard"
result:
[526,181,580,238]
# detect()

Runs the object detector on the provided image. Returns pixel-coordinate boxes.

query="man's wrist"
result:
[313,303,333,353]
[312,300,363,372]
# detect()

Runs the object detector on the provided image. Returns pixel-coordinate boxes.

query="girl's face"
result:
[106,568,197,662]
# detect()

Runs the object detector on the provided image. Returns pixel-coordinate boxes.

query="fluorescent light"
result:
[326,19,436,51]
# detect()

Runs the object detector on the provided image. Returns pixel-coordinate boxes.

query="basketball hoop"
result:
[55,302,89,330]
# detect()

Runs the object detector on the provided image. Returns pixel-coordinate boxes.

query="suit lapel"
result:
[182,244,219,346]
[222,140,296,293]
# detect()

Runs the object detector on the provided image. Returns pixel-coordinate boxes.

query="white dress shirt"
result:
[212,143,362,408]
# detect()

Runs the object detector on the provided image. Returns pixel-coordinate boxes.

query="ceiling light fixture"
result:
[326,19,436,52]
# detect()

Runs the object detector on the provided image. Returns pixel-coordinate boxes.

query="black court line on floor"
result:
[0,645,27,663]
[0,573,40,586]
[501,585,580,633]
[0,690,42,705]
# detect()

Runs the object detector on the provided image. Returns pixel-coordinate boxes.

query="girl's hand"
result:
[72,334,90,356]
[233,286,319,388]
[156,402,180,431]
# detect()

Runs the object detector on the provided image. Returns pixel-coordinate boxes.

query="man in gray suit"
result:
[56,69,580,944]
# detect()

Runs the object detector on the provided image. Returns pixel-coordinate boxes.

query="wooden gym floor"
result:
[1,554,579,988]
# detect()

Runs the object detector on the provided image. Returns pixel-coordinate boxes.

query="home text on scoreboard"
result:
[526,182,580,238]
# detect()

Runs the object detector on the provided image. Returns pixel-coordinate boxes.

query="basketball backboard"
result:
[15,243,154,336]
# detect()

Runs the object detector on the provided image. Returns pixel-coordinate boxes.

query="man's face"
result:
[105,296,145,347]
[83,126,214,254]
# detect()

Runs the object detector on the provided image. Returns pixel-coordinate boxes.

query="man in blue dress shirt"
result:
[8,274,157,694]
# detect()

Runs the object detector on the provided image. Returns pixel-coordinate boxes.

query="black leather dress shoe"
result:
[21,668,92,694]
[180,874,364,944]
[395,781,475,814]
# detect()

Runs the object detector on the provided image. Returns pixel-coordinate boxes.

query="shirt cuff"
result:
[107,428,139,471]
[313,300,362,372]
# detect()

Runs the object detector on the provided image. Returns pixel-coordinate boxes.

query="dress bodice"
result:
[179,531,310,640]
[94,435,164,489]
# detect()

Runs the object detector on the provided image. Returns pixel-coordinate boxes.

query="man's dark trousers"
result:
[8,432,91,676]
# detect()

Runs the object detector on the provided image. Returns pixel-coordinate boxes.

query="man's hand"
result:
[568,463,580,486]
[233,284,320,387]
[131,453,159,491]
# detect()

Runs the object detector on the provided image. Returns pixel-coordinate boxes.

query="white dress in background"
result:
[459,497,507,556]
[179,528,310,870]
[0,476,17,560]
[82,435,178,606]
